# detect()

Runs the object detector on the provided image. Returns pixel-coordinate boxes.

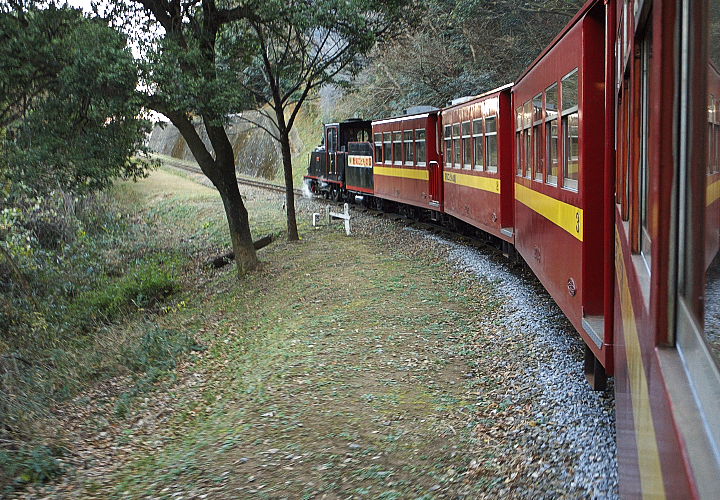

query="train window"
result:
[374,133,382,163]
[485,116,498,173]
[516,106,523,176]
[444,125,452,168]
[416,129,426,165]
[473,119,484,171]
[562,70,579,111]
[383,132,392,164]
[546,83,559,185]
[404,130,414,165]
[533,93,544,182]
[462,121,472,169]
[675,1,720,431]
[328,127,338,152]
[453,123,461,168]
[524,101,533,179]
[393,131,402,164]
[563,113,579,190]
[562,69,580,191]
[639,24,653,269]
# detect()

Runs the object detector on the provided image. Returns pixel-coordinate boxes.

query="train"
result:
[304,0,720,497]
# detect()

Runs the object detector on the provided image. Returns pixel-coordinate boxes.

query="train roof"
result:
[324,118,371,127]
[371,109,439,127]
[441,83,514,112]
[513,0,602,84]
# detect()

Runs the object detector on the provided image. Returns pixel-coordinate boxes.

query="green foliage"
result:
[341,0,585,118]
[0,444,63,492]
[0,188,183,491]
[67,258,180,332]
[0,3,153,197]
[115,326,202,418]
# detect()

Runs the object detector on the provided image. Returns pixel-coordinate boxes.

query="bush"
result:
[68,258,180,332]
[0,445,63,493]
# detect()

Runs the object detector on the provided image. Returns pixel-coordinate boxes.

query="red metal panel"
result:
[499,90,515,234]
[512,3,610,365]
[371,112,442,211]
[440,86,512,241]
[614,212,695,499]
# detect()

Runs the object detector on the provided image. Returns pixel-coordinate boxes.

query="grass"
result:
[11,166,520,498]
[102,177,497,497]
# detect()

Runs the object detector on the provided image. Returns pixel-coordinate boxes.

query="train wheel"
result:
[331,186,341,202]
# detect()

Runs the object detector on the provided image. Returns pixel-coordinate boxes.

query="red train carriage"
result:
[511,0,613,382]
[613,0,720,497]
[371,111,442,212]
[440,85,514,242]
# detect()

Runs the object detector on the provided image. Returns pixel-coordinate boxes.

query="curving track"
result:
[154,154,303,196]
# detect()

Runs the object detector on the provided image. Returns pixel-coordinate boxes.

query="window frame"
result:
[485,115,498,173]
[545,83,559,185]
[443,125,452,168]
[638,25,653,273]
[473,118,484,171]
[374,132,383,163]
[383,132,392,165]
[516,106,524,176]
[415,128,427,166]
[533,93,544,182]
[462,121,472,169]
[561,69,580,191]
[452,123,461,168]
[524,101,533,179]
[392,130,402,165]
[403,130,415,166]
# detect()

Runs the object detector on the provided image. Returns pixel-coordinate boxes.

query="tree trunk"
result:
[279,129,299,241]
[215,158,259,275]
[162,110,259,277]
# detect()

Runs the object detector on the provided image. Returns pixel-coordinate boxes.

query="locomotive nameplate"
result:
[348,155,373,168]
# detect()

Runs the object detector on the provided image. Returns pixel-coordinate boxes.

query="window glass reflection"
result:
[703,1,720,361]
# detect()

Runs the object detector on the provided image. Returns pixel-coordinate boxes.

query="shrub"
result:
[67,258,179,332]
[0,445,63,493]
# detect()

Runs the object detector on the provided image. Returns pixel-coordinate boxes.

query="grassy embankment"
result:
[0,166,293,491]
[11,166,511,498]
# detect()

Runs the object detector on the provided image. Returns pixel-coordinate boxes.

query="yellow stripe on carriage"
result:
[615,229,667,499]
[373,165,429,181]
[514,183,584,241]
[444,171,501,194]
[708,178,720,206]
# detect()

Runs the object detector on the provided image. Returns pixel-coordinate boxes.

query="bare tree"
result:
[235,0,413,240]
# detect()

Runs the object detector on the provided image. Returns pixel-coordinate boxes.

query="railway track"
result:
[154,154,303,196]
[156,154,510,261]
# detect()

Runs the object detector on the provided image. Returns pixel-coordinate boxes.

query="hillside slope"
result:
[146,104,323,185]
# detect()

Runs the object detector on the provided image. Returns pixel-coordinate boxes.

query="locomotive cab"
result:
[304,119,372,200]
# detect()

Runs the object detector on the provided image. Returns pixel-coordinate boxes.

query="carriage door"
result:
[429,161,441,205]
[428,121,441,206]
[326,126,338,177]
